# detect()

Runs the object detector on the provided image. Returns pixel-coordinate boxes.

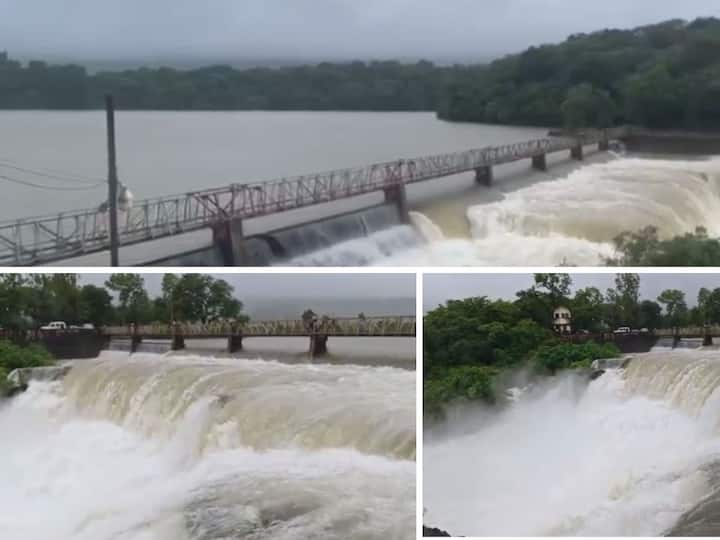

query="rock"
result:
[621,356,633,369]
[589,369,605,381]
[423,525,452,537]
[5,365,72,396]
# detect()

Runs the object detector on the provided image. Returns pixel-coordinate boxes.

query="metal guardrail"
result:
[103,316,416,337]
[0,128,627,265]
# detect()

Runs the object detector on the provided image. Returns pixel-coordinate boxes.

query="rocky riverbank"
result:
[3,365,71,397]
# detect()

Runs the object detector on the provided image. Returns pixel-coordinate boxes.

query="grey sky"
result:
[2,0,718,65]
[424,273,720,311]
[78,272,414,299]
[75,273,415,318]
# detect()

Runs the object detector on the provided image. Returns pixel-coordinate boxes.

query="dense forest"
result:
[424,273,716,418]
[439,17,720,129]
[2,17,720,129]
[0,53,458,111]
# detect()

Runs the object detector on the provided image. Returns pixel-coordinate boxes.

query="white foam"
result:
[425,351,720,536]
[295,156,720,266]
[0,355,415,540]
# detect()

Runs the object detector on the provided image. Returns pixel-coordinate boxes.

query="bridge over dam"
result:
[562,326,720,353]
[7,316,416,359]
[0,127,631,266]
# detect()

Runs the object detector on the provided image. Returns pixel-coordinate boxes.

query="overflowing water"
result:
[0,352,415,540]
[424,350,720,536]
[292,156,720,266]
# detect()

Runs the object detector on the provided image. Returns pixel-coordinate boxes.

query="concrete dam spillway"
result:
[287,155,720,267]
[0,352,416,540]
[151,151,720,266]
[425,349,720,537]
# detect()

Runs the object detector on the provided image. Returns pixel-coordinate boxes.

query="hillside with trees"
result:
[2,17,719,127]
[424,273,717,419]
[437,17,720,129]
[0,53,458,111]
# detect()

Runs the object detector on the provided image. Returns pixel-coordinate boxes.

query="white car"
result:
[41,321,67,331]
[613,327,631,334]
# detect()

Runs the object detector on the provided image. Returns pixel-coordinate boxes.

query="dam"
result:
[0,350,416,539]
[0,127,626,266]
[2,119,718,266]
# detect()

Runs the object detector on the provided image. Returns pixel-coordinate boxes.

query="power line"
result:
[0,174,105,191]
[0,159,106,184]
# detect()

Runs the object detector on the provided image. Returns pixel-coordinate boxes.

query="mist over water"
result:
[295,155,720,266]
[0,352,415,540]
[424,350,720,536]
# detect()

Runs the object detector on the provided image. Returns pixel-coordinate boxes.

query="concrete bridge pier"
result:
[212,219,250,267]
[227,334,243,353]
[474,166,493,186]
[171,334,185,351]
[309,334,328,357]
[570,144,584,160]
[672,335,681,349]
[704,333,713,347]
[130,335,142,353]
[598,138,609,151]
[531,153,547,171]
[383,183,410,224]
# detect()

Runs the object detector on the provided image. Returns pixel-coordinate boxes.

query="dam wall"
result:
[146,202,402,267]
[623,130,720,155]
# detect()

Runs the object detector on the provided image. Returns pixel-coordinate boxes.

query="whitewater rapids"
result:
[424,349,720,536]
[290,156,720,266]
[0,352,416,540]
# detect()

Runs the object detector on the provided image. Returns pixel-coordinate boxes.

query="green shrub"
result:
[0,367,8,396]
[424,365,499,419]
[0,340,54,373]
[532,341,620,374]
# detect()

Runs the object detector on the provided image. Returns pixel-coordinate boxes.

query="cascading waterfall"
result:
[0,352,415,540]
[289,156,720,266]
[424,349,720,536]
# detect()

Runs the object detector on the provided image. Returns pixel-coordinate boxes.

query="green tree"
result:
[105,274,151,324]
[79,285,115,327]
[561,83,617,129]
[639,300,663,330]
[657,289,689,329]
[606,274,641,328]
[571,287,605,332]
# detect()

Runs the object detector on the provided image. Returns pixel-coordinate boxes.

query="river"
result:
[0,351,416,540]
[424,349,720,536]
[5,110,717,266]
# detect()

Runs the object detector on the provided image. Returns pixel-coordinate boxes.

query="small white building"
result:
[553,306,572,334]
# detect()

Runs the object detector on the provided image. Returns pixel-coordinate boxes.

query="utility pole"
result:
[105,95,119,266]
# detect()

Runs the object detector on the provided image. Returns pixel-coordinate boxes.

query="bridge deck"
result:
[103,316,416,338]
[0,128,627,265]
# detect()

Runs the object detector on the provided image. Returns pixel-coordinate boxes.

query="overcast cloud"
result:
[78,272,414,299]
[2,0,718,64]
[424,273,720,311]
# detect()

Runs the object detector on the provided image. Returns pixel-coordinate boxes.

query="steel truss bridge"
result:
[0,128,627,265]
[103,316,416,338]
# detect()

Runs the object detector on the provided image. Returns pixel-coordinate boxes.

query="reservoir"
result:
[3,111,715,266]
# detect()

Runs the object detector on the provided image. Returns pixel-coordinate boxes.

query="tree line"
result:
[423,273,717,418]
[3,17,720,130]
[0,273,247,330]
[438,17,720,129]
[0,54,456,111]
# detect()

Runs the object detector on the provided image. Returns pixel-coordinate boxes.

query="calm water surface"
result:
[0,110,545,220]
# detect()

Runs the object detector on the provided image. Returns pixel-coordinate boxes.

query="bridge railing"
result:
[0,127,627,265]
[654,325,720,337]
[103,316,416,337]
